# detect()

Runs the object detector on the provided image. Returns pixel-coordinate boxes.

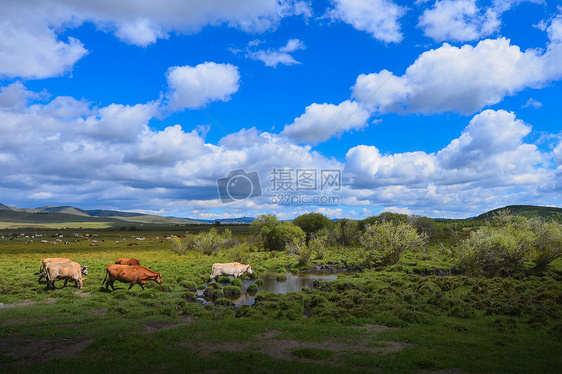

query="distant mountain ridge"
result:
[0,203,255,226]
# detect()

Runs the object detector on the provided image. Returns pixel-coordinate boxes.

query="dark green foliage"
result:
[251,214,305,251]
[292,212,335,242]
[231,278,243,287]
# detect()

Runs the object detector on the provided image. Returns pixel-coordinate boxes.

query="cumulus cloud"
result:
[343,109,556,217]
[418,0,500,42]
[165,62,240,111]
[346,109,549,193]
[281,100,371,144]
[244,38,306,67]
[0,0,311,79]
[0,2,87,79]
[352,37,562,115]
[328,0,407,43]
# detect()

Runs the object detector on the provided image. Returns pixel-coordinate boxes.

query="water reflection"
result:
[198,272,339,307]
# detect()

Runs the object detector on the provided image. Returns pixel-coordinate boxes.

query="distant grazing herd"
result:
[38,258,253,291]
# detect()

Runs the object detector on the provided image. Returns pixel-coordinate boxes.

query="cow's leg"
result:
[128,283,135,290]
[63,279,69,287]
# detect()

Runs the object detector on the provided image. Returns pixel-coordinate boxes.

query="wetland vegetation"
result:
[1,208,561,373]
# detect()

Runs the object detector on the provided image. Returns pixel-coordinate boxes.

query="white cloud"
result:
[1,83,560,219]
[343,109,556,217]
[345,146,438,188]
[124,125,206,165]
[329,0,407,43]
[281,100,371,144]
[352,37,562,115]
[0,0,311,79]
[522,98,543,109]
[165,62,240,111]
[0,3,87,79]
[554,140,562,166]
[418,0,500,42]
[245,39,306,67]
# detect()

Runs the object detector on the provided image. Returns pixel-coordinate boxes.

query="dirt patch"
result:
[356,324,396,334]
[0,334,94,365]
[1,300,38,308]
[184,327,411,365]
[141,316,195,334]
[2,317,50,325]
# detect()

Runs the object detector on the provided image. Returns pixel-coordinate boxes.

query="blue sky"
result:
[0,0,561,220]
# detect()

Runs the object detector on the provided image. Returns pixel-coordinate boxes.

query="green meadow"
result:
[0,218,561,374]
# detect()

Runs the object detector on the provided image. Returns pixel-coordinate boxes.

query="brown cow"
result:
[45,261,87,290]
[115,258,141,266]
[102,264,162,291]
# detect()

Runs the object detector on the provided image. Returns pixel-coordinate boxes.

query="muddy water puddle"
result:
[198,272,339,307]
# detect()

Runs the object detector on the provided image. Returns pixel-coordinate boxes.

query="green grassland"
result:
[1,226,561,374]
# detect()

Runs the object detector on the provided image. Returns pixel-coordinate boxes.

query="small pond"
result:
[197,272,340,307]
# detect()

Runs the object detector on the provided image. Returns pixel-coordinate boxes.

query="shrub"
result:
[360,220,426,265]
[292,212,335,243]
[529,219,562,270]
[170,229,233,255]
[286,234,327,266]
[251,214,305,251]
[454,218,535,276]
[231,278,243,287]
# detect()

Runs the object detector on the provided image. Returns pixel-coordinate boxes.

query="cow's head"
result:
[78,277,86,289]
[81,266,89,276]
[156,273,163,284]
[246,265,253,275]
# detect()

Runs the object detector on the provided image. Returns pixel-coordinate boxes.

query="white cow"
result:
[210,262,252,281]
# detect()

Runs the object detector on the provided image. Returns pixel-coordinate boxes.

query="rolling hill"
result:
[0,203,207,227]
[474,205,562,222]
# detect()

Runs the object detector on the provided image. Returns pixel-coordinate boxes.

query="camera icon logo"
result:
[217,169,262,203]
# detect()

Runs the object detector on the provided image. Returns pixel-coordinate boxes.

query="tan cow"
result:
[45,261,87,290]
[102,264,162,291]
[210,262,252,281]
[39,257,88,283]
[115,258,141,266]
[38,257,71,282]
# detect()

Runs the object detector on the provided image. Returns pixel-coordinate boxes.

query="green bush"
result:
[231,278,243,287]
[454,217,535,276]
[360,220,426,265]
[251,214,305,251]
[170,229,233,255]
[529,219,562,270]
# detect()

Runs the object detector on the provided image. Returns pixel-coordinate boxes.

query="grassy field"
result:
[1,227,561,373]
